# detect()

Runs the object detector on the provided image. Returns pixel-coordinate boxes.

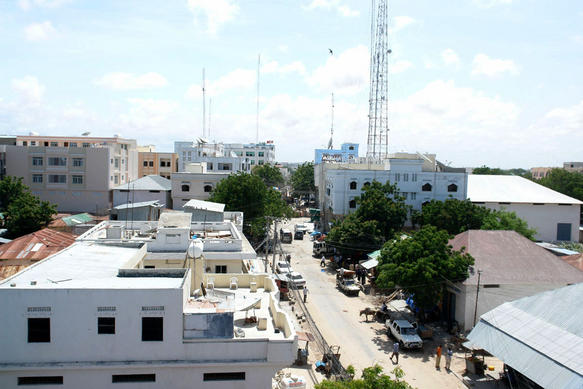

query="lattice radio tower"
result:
[366,0,390,160]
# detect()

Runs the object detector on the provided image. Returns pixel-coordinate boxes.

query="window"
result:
[48,175,66,184]
[50,142,58,147]
[30,141,36,146]
[208,162,214,170]
[326,188,330,195]
[363,182,370,189]
[349,146,354,150]
[403,173,409,182]
[44,142,49,147]
[411,192,416,200]
[72,158,83,167]
[64,142,69,147]
[258,151,264,157]
[82,142,90,148]
[23,141,28,146]
[395,173,400,182]
[215,265,227,273]
[258,160,264,165]
[422,183,432,192]
[143,161,148,167]
[203,372,245,382]
[204,185,212,193]
[48,157,67,166]
[32,174,43,183]
[181,184,190,192]
[250,160,255,165]
[149,190,160,193]
[349,200,356,209]
[112,374,155,383]
[28,318,50,343]
[218,163,232,171]
[149,161,153,167]
[98,317,115,334]
[142,317,163,341]
[349,181,357,190]
[447,184,458,192]
[246,151,255,157]
[32,157,43,166]
[70,142,77,147]
[114,159,119,168]
[72,175,83,185]
[114,176,118,184]
[412,173,417,182]
[557,223,571,241]
[18,376,63,386]
[402,192,408,200]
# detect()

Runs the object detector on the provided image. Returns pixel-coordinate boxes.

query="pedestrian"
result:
[303,285,308,303]
[320,255,326,267]
[361,269,366,285]
[390,341,399,364]
[435,345,442,369]
[445,346,453,371]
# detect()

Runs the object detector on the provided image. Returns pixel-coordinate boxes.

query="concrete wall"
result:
[477,202,581,242]
[112,189,170,207]
[171,172,230,208]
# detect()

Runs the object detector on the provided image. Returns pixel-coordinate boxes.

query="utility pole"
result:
[271,220,278,274]
[473,270,482,326]
[263,217,270,272]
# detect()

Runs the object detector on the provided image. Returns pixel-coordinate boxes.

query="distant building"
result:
[5,135,138,214]
[112,175,172,208]
[467,175,582,242]
[563,161,583,173]
[447,230,583,332]
[174,140,248,173]
[171,164,230,209]
[138,150,178,179]
[224,141,276,167]
[314,143,359,164]
[530,166,553,180]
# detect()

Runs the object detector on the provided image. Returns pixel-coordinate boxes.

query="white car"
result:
[276,261,292,274]
[294,224,308,234]
[286,271,306,288]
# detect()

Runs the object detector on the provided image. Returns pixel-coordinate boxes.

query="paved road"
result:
[279,218,471,389]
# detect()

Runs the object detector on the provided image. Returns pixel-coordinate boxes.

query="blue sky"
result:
[0,0,582,168]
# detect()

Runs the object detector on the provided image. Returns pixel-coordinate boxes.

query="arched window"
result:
[349,200,356,209]
[363,182,371,189]
[447,184,458,192]
[181,184,190,192]
[349,181,357,190]
[203,185,213,193]
[422,183,432,192]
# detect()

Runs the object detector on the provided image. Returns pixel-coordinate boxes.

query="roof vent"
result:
[30,281,37,286]
[10,283,16,287]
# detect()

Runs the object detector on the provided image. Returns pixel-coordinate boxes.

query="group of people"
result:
[435,344,454,371]
[355,266,367,285]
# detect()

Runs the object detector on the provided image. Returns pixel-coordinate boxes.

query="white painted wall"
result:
[171,172,230,208]
[112,189,170,207]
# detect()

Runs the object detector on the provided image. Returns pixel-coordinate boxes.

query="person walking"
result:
[390,341,399,364]
[320,255,326,267]
[435,345,442,369]
[445,346,453,371]
[303,285,309,303]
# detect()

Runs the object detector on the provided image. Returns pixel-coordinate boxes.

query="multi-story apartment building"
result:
[171,164,230,209]
[224,141,276,168]
[175,141,248,173]
[315,150,468,230]
[138,146,178,179]
[5,135,138,214]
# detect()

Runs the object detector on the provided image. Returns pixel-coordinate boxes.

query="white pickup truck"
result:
[385,319,423,349]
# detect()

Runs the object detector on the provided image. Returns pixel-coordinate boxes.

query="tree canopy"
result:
[415,198,536,240]
[537,168,583,202]
[0,177,57,238]
[472,166,529,177]
[208,172,292,239]
[315,365,412,389]
[326,181,410,258]
[376,225,474,311]
[290,162,316,195]
[251,163,284,188]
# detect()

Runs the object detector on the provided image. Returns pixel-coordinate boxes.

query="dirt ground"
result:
[273,218,503,389]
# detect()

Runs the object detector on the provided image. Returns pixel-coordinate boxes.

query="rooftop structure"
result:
[112,174,172,208]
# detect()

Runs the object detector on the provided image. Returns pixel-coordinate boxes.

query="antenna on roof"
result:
[327,93,334,149]
[208,98,212,141]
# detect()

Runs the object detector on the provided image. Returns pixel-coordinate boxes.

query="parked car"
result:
[280,229,293,243]
[385,319,423,349]
[286,271,306,288]
[294,230,304,240]
[294,223,309,235]
[276,261,292,274]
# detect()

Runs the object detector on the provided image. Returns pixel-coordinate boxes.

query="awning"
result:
[367,249,381,260]
[360,258,378,270]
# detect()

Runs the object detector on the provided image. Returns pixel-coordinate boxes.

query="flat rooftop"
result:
[0,242,184,289]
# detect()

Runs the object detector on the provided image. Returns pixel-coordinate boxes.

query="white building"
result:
[224,142,276,167]
[467,175,582,242]
[171,163,230,208]
[5,135,138,214]
[315,152,467,229]
[174,141,248,173]
[112,174,172,208]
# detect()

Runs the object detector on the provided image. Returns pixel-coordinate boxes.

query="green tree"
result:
[481,208,537,240]
[251,163,284,188]
[315,365,413,389]
[376,225,474,312]
[290,162,315,196]
[0,177,57,238]
[538,168,583,202]
[326,214,385,258]
[208,172,292,239]
[472,166,506,175]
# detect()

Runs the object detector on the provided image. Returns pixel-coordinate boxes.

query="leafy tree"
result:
[376,225,474,312]
[538,168,583,202]
[251,163,284,188]
[0,177,57,238]
[482,208,537,240]
[315,365,413,389]
[326,214,385,258]
[472,166,506,175]
[290,162,316,196]
[208,172,292,239]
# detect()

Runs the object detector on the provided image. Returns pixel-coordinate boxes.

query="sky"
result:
[0,0,582,168]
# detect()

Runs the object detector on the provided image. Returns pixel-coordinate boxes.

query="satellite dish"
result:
[187,239,204,259]
[81,131,91,136]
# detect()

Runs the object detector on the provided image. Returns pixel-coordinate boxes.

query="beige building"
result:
[6,135,138,214]
[138,146,178,179]
[171,163,230,209]
[530,166,553,180]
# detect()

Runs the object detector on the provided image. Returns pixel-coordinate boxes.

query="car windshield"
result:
[344,280,354,285]
[279,263,290,269]
[290,274,302,280]
[401,328,416,335]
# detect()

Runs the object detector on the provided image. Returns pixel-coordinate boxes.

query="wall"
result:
[171,172,230,208]
[112,189,169,207]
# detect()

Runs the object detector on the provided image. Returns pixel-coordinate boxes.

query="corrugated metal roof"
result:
[113,175,171,191]
[183,199,225,213]
[61,213,94,226]
[0,229,76,261]
[467,283,583,389]
[113,200,163,210]
[467,175,583,204]
[449,230,583,285]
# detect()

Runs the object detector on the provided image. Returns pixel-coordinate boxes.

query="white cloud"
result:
[441,48,460,67]
[544,100,583,134]
[186,68,256,98]
[262,60,306,75]
[94,72,168,90]
[392,16,416,32]
[11,76,45,104]
[471,54,519,77]
[121,98,178,128]
[24,21,57,41]
[187,0,239,34]
[278,45,289,53]
[472,0,513,8]
[307,45,369,96]
[18,0,72,10]
[303,0,359,17]
[572,35,583,45]
[390,60,413,74]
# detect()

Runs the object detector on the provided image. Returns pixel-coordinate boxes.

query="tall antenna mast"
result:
[256,54,260,144]
[202,68,206,138]
[328,93,334,149]
[367,0,390,160]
